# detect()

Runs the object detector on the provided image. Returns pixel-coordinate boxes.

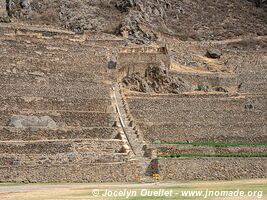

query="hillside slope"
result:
[7,0,267,43]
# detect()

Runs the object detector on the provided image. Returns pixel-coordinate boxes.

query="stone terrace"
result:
[122,38,267,180]
[0,23,266,182]
[0,24,140,182]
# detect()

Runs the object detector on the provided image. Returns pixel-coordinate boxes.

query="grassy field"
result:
[0,179,266,200]
[154,141,267,147]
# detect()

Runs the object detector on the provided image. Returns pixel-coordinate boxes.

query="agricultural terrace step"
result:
[0,110,115,127]
[159,157,267,181]
[0,75,111,87]
[239,72,267,81]
[0,160,141,183]
[0,152,129,166]
[0,71,108,84]
[239,82,267,93]
[125,92,236,98]
[223,53,266,71]
[0,36,107,47]
[131,110,265,124]
[138,122,267,144]
[170,72,238,87]
[0,31,126,48]
[153,144,267,156]
[0,139,124,154]
[0,69,109,83]
[0,126,117,141]
[0,96,112,112]
[0,46,108,67]
[0,84,111,99]
[0,23,75,36]
[0,55,108,75]
[126,96,266,111]
[0,37,107,55]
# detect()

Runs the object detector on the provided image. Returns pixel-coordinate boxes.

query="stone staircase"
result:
[112,83,156,181]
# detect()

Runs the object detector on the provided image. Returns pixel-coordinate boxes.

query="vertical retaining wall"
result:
[159,157,267,181]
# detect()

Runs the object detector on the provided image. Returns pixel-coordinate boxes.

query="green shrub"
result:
[0,16,11,23]
[197,84,209,92]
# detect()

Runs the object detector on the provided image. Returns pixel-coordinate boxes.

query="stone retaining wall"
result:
[126,94,266,143]
[0,161,141,183]
[171,72,238,88]
[0,96,112,112]
[132,110,264,124]
[0,140,123,154]
[128,96,266,111]
[0,127,117,141]
[138,122,266,143]
[0,84,111,99]
[0,111,115,127]
[159,157,267,180]
[154,144,267,155]
[0,153,128,166]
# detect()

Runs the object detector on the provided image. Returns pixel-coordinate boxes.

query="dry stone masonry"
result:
[0,0,266,182]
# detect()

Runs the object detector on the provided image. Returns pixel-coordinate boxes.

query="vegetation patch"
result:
[0,16,11,23]
[159,153,267,158]
[154,141,267,147]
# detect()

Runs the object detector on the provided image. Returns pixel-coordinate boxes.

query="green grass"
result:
[159,153,267,158]
[154,141,267,147]
[1,179,267,200]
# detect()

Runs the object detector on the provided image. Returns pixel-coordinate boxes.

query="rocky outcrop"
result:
[3,0,267,43]
[7,0,32,18]
[123,62,192,93]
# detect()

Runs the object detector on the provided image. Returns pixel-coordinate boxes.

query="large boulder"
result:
[9,115,57,128]
[6,0,32,18]
[207,49,222,59]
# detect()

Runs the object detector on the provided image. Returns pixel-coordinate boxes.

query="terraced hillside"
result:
[0,24,142,182]
[0,21,266,182]
[122,36,267,180]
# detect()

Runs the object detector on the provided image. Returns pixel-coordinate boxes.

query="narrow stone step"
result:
[113,84,151,177]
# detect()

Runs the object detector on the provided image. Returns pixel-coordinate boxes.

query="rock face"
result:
[9,115,57,129]
[7,0,32,18]
[123,62,192,93]
[20,0,31,16]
